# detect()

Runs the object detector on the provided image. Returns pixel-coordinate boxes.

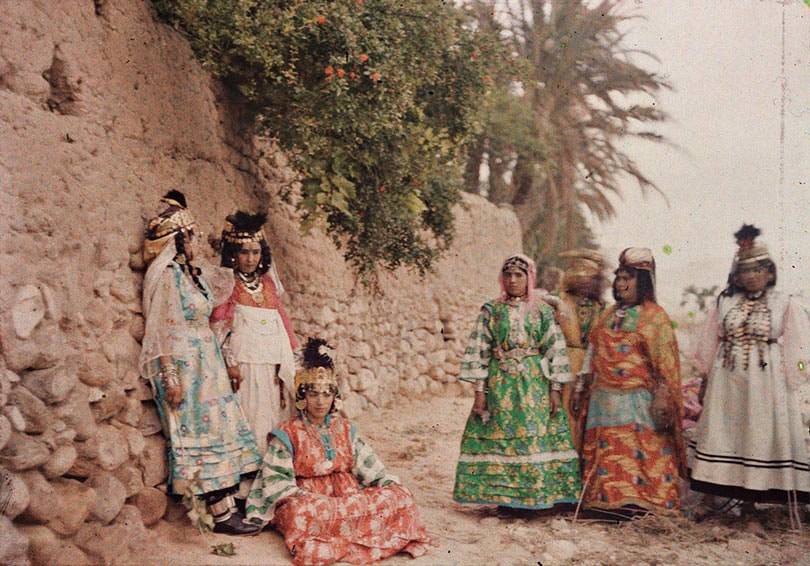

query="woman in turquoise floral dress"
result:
[453,254,581,509]
[139,191,262,535]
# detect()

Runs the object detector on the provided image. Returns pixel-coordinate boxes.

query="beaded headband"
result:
[502,256,529,274]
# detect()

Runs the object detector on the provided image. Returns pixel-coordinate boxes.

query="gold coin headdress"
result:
[294,339,339,411]
[221,211,268,245]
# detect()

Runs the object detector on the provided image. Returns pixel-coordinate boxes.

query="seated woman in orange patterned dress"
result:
[245,338,430,565]
[575,248,686,516]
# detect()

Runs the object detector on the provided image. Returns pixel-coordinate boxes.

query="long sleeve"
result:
[138,264,194,384]
[459,306,493,384]
[642,307,683,400]
[538,313,573,384]
[641,305,687,476]
[245,434,300,525]
[351,425,399,488]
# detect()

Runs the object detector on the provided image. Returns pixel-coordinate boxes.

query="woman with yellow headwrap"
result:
[139,191,261,535]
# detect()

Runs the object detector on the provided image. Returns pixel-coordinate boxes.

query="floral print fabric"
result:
[144,262,261,494]
[454,300,581,509]
[581,301,684,512]
[246,415,429,565]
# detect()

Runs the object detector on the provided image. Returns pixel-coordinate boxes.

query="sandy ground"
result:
[148,396,810,566]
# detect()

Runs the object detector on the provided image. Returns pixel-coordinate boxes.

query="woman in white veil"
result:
[139,191,261,535]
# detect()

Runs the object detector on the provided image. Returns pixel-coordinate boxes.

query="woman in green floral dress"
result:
[453,254,581,509]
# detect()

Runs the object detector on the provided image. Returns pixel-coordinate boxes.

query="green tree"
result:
[466,0,669,266]
[154,0,493,285]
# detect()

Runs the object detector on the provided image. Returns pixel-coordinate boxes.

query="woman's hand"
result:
[549,390,562,416]
[227,366,242,393]
[472,390,488,417]
[572,389,582,415]
[166,383,184,408]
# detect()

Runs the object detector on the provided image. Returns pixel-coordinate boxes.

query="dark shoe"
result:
[212,511,261,536]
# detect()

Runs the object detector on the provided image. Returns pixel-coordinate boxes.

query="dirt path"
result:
[150,396,810,565]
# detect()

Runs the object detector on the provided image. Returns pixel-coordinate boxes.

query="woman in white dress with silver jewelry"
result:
[211,211,298,456]
[690,225,810,519]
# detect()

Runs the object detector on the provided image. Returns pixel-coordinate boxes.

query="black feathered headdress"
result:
[302,337,335,370]
[221,211,268,245]
[733,224,761,249]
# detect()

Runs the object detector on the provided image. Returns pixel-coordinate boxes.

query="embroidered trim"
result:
[457,450,579,465]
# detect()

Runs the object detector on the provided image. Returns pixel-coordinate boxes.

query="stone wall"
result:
[0,1,521,564]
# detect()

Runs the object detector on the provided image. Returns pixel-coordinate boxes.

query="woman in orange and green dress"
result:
[576,248,686,515]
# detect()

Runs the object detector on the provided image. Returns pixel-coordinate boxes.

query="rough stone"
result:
[130,379,154,401]
[116,396,143,427]
[427,349,447,366]
[112,463,144,498]
[352,342,373,361]
[8,386,52,433]
[10,284,46,339]
[21,366,78,404]
[77,351,115,387]
[19,525,91,566]
[313,305,337,326]
[0,415,11,452]
[139,435,168,487]
[81,424,129,471]
[0,433,50,471]
[115,423,146,457]
[351,369,375,392]
[74,521,128,565]
[4,406,26,433]
[48,478,97,536]
[86,472,127,524]
[138,402,163,436]
[0,516,29,566]
[89,383,128,422]
[54,384,97,440]
[2,322,65,373]
[19,470,55,523]
[119,368,141,392]
[75,505,149,565]
[0,467,30,519]
[43,444,78,479]
[0,369,16,406]
[131,486,168,526]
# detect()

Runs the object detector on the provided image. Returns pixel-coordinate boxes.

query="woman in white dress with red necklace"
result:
[211,211,298,456]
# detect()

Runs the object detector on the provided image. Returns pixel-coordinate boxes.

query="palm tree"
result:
[467,0,670,263]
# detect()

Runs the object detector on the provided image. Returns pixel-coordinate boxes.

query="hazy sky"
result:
[592,0,810,313]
